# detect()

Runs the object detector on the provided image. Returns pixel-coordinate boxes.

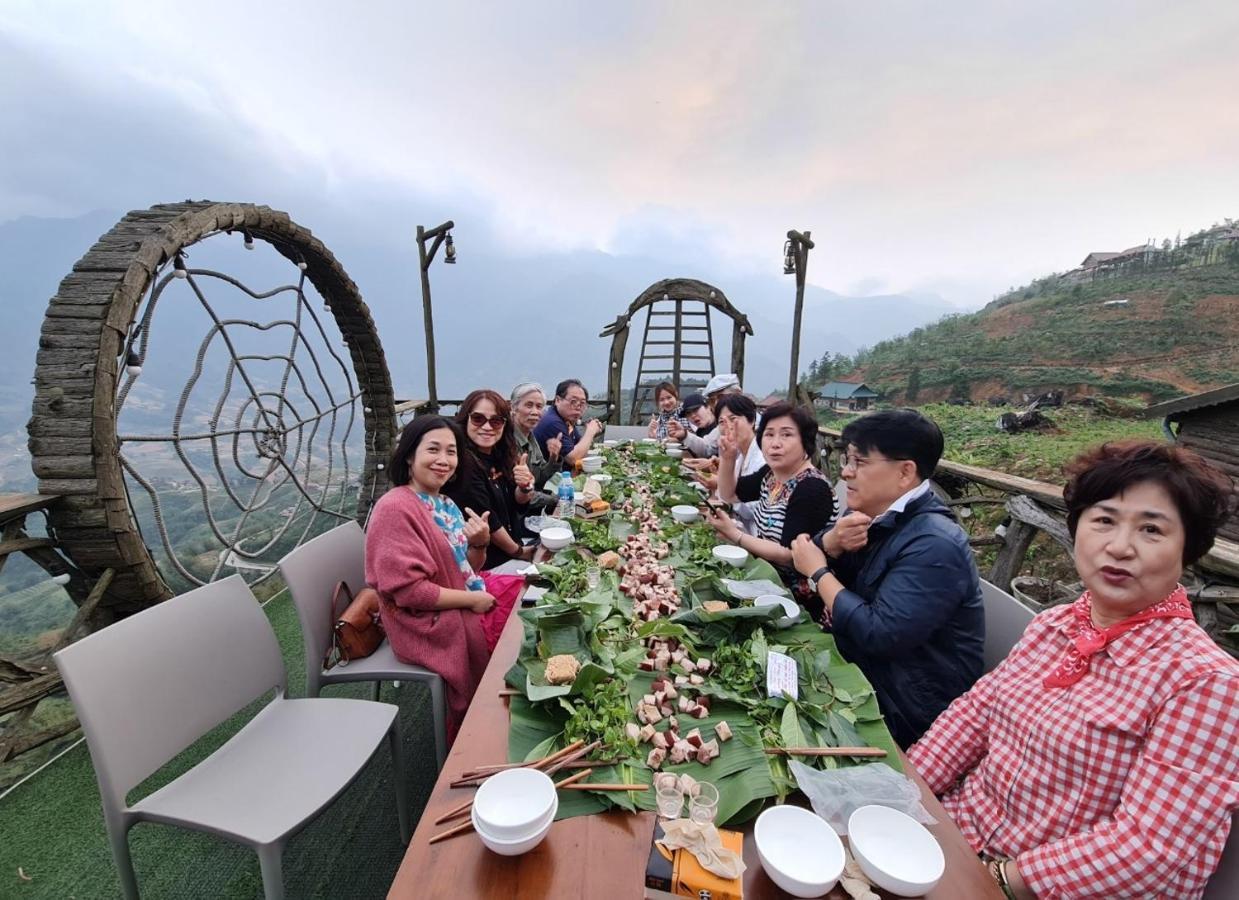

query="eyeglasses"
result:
[468,412,507,429]
[559,395,588,408]
[839,451,904,471]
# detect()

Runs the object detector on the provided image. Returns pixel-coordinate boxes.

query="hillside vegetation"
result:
[808,261,1239,405]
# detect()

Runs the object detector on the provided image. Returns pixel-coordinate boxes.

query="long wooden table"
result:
[389,602,1001,899]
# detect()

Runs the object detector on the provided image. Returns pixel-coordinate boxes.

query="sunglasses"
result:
[468,412,507,429]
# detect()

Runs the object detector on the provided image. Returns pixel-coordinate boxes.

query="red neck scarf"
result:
[1043,585,1192,688]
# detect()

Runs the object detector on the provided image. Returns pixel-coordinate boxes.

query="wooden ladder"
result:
[628,297,716,424]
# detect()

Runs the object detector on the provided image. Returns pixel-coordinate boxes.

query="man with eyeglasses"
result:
[532,378,604,465]
[790,408,984,747]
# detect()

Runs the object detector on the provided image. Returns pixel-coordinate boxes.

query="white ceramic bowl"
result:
[755,805,845,897]
[591,473,613,486]
[472,767,557,840]
[665,447,684,458]
[671,504,700,524]
[712,544,749,568]
[641,437,658,444]
[471,798,557,856]
[581,456,603,473]
[847,805,945,896]
[755,594,800,627]
[665,441,682,450]
[540,527,574,551]
[602,440,619,448]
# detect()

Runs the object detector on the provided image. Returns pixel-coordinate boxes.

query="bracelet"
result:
[987,859,1017,900]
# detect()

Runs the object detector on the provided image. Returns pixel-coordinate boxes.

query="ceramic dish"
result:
[539,527,574,551]
[847,804,945,896]
[754,805,845,897]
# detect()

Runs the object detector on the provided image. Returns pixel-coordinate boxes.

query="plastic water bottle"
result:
[557,471,576,519]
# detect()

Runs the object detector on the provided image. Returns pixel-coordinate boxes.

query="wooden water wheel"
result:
[27,201,396,622]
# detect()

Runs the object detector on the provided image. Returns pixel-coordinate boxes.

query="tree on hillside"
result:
[906,366,921,403]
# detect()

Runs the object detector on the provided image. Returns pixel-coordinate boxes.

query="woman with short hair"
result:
[707,402,833,603]
[509,382,560,491]
[712,394,765,534]
[909,440,1239,899]
[646,381,690,440]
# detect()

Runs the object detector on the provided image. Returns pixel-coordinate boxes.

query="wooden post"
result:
[416,220,454,414]
[988,518,1038,592]
[786,229,815,399]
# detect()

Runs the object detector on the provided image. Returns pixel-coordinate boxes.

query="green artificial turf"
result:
[0,593,441,899]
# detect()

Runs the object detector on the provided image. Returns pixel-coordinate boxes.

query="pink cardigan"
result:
[365,486,490,743]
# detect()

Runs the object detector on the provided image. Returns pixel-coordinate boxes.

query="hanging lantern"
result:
[783,239,796,275]
[443,232,456,264]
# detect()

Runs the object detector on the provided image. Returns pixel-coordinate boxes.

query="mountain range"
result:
[0,209,960,489]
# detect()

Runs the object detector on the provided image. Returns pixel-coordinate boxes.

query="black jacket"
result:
[815,490,984,747]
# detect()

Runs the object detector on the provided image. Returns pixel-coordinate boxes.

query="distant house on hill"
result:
[816,381,879,412]
[1145,382,1239,543]
[1081,251,1122,269]
[1081,244,1150,272]
[756,393,784,411]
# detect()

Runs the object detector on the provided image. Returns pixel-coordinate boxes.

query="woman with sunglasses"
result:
[446,389,537,570]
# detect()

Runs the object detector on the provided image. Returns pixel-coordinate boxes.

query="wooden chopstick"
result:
[561,783,649,792]
[764,746,887,758]
[428,817,475,845]
[543,740,600,776]
[461,758,616,779]
[437,741,595,824]
[427,768,593,844]
[449,759,610,789]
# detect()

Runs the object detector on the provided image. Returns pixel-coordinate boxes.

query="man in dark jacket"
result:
[791,409,984,747]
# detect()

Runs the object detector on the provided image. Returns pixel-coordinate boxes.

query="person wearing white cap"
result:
[703,373,741,399]
[668,374,741,456]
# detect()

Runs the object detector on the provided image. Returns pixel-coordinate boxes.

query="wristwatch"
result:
[807,564,831,594]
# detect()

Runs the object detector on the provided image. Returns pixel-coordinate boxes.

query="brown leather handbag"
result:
[325,581,385,669]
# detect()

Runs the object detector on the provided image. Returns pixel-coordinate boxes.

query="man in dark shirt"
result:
[791,409,984,747]
[532,378,603,464]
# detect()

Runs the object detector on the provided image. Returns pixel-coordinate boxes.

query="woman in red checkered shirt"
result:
[909,440,1239,899]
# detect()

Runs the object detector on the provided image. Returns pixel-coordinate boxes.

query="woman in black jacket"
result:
[445,389,536,569]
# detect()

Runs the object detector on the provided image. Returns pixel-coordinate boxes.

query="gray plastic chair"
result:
[278,521,447,770]
[979,578,1036,673]
[1205,811,1239,898]
[53,575,410,900]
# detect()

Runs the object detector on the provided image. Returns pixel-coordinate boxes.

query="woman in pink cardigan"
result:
[366,415,512,743]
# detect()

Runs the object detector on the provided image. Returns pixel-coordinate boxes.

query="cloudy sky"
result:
[3,0,1238,307]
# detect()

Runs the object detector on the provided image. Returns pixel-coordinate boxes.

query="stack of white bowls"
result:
[471,768,558,856]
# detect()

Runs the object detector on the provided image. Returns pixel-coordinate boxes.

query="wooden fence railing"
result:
[815,426,1239,640]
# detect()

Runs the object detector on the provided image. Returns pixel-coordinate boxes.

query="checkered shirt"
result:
[908,597,1239,899]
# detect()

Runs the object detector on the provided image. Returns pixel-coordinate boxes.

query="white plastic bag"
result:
[789,761,937,835]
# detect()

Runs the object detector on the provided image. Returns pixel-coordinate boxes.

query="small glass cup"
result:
[585,565,601,590]
[656,782,684,820]
[688,781,719,824]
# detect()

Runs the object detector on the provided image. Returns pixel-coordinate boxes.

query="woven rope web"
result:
[115,249,369,590]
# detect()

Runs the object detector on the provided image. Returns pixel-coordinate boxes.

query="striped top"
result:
[735,464,835,608]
